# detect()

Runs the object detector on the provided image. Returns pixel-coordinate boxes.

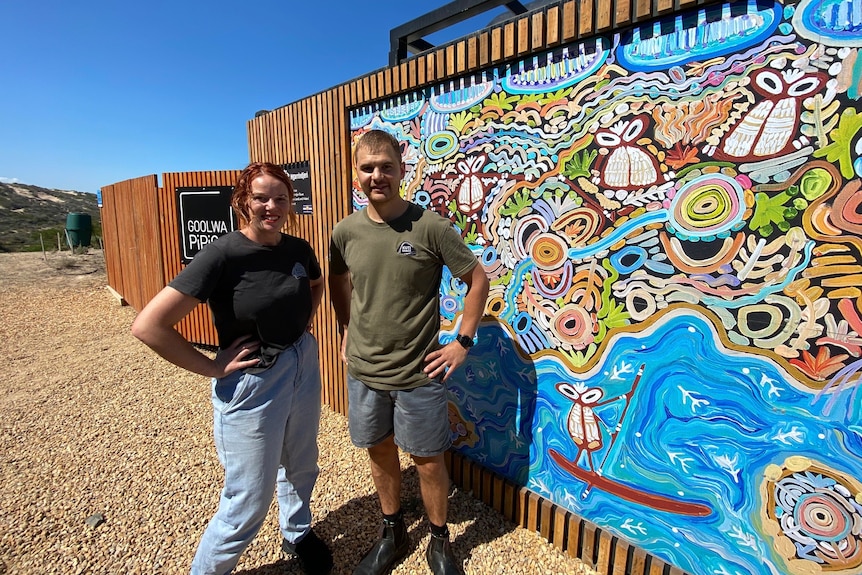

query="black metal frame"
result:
[389,0,530,66]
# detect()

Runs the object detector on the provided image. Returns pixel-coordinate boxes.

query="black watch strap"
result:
[455,334,474,349]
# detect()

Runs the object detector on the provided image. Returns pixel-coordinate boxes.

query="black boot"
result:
[425,530,463,575]
[282,528,333,575]
[352,513,409,575]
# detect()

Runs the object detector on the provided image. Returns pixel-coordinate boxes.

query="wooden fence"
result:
[101,171,239,342]
[99,0,739,572]
[100,175,162,313]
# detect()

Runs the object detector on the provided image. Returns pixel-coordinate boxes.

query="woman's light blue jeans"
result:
[190,331,321,575]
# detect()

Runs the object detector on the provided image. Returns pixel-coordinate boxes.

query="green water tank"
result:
[66,212,92,247]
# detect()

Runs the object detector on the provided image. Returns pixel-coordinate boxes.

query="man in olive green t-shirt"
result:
[329,130,489,575]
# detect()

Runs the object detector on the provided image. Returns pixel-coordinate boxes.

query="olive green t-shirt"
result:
[329,202,478,390]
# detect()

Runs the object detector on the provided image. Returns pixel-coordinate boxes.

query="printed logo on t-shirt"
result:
[291,262,308,278]
[397,242,417,256]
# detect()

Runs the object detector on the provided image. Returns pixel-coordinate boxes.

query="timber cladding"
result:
[100,175,162,313]
[100,171,239,336]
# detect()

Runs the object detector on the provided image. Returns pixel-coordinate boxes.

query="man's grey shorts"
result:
[347,373,452,457]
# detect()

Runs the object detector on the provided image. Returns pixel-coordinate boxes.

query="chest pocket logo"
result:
[291,262,308,278]
[397,242,417,256]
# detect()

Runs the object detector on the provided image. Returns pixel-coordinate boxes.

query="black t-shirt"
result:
[169,231,321,370]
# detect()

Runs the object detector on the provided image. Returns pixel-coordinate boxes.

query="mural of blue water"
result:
[446,309,862,575]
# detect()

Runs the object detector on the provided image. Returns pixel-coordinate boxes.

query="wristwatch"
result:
[455,333,474,349]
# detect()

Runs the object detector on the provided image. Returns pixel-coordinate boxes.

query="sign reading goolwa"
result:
[176,186,237,264]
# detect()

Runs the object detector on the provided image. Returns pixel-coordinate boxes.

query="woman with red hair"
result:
[132,162,331,575]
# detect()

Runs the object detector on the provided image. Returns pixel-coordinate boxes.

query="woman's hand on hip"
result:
[212,335,261,377]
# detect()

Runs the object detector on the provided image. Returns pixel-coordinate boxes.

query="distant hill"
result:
[0,182,101,252]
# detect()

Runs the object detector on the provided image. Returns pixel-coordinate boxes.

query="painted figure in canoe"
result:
[550,364,712,516]
[554,376,636,483]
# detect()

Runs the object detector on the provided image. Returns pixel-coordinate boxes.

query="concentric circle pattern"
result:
[763,458,862,574]
[668,174,745,238]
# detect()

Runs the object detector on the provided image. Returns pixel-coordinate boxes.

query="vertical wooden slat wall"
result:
[100,183,124,299]
[97,1,728,572]
[100,170,243,346]
[99,174,162,312]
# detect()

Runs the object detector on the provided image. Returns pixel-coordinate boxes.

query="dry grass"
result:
[0,250,597,575]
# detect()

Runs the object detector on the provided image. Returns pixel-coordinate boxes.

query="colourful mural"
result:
[349,0,862,573]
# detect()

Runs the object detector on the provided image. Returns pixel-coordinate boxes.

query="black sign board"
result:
[176,186,237,264]
[284,162,313,215]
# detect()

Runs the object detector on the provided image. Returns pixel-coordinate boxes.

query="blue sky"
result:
[0,1,512,193]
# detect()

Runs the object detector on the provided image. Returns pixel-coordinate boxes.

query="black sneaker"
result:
[425,531,463,575]
[283,529,333,575]
[352,514,409,575]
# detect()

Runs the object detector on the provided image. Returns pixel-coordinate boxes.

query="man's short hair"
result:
[353,129,402,162]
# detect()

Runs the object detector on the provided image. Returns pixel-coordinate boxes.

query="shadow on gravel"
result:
[234,465,517,574]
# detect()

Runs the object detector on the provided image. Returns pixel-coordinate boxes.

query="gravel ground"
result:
[0,250,597,575]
